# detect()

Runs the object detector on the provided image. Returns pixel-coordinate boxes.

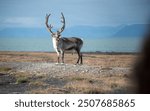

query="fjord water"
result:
[0,37,141,52]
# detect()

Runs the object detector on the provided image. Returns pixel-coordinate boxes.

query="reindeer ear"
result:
[57,31,61,37]
[58,34,61,38]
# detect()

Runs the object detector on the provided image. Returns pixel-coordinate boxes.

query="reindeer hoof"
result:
[75,63,79,65]
[75,63,82,66]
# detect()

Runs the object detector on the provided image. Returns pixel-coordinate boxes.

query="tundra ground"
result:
[0,51,137,93]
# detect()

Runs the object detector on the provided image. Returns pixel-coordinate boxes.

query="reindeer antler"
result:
[45,13,66,34]
[45,14,54,34]
[58,12,65,34]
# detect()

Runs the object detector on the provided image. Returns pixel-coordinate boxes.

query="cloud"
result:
[0,17,43,28]
[0,0,150,28]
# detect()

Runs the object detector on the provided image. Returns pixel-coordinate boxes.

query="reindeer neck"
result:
[52,37,59,50]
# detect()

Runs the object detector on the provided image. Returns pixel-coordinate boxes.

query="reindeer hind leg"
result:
[80,53,83,65]
[75,49,80,65]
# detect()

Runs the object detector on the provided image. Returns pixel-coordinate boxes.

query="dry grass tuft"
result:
[29,87,68,94]
[0,67,12,72]
[12,72,32,84]
[63,73,134,94]
[29,81,47,87]
[64,80,110,94]
[16,77,28,84]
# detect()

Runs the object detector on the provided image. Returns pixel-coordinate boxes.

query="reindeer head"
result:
[45,13,65,40]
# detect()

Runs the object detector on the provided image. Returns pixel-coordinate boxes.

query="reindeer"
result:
[45,13,83,65]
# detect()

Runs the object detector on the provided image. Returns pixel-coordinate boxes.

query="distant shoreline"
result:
[0,51,139,55]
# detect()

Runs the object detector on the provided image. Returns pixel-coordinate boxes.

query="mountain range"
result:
[0,24,148,38]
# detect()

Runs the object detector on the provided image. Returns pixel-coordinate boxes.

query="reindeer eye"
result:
[57,34,61,37]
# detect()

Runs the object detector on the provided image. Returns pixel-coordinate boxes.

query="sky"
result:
[0,0,150,28]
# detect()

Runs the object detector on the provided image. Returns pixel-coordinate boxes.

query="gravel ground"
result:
[0,62,132,94]
[0,62,130,77]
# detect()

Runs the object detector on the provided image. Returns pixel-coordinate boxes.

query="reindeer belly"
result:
[65,45,75,50]
[63,42,76,50]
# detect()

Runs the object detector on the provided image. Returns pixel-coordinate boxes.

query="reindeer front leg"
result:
[57,55,60,64]
[56,50,60,64]
[60,50,64,64]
